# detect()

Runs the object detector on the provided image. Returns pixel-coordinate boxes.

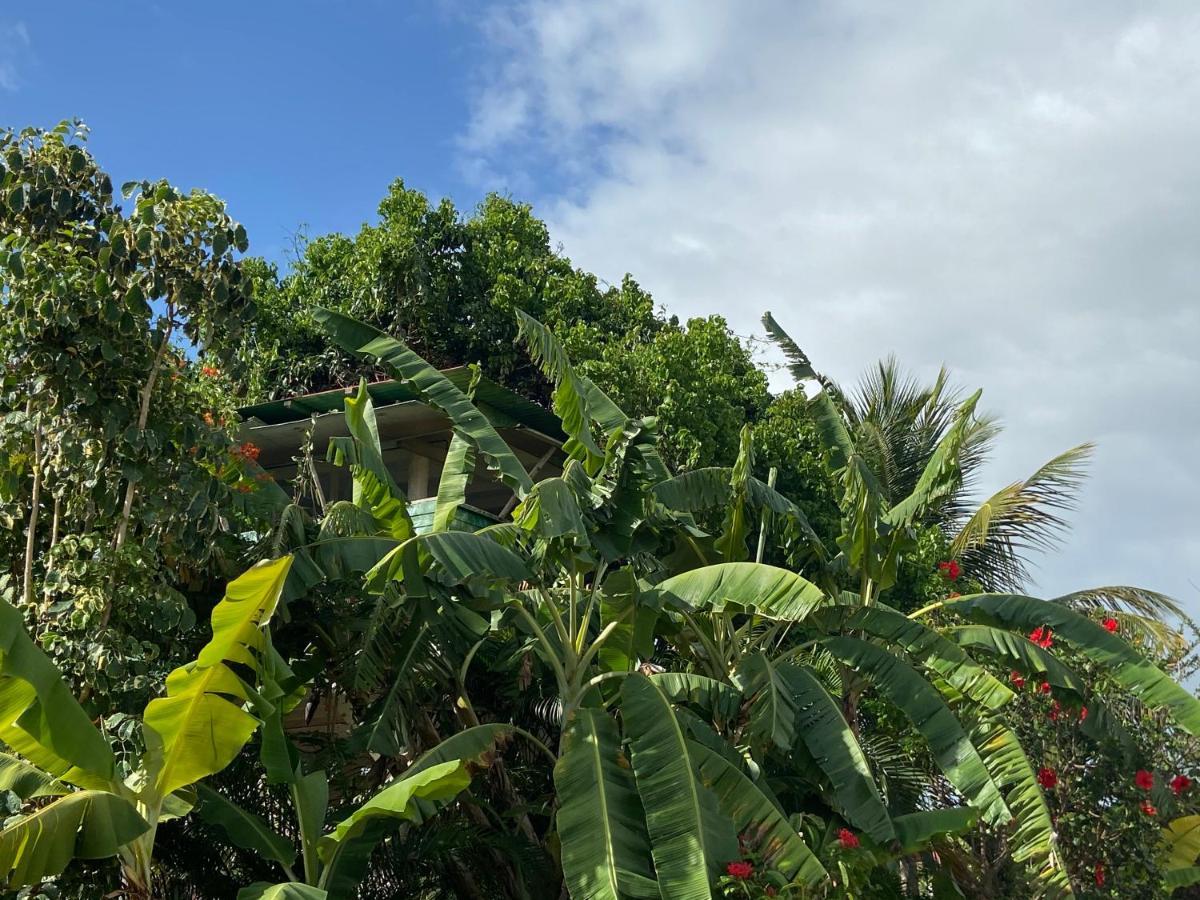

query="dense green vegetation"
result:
[1,123,1197,899]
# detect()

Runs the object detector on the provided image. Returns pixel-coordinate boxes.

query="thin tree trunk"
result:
[112,319,174,555]
[22,410,42,607]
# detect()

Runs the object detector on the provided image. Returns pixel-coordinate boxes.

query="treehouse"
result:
[236,369,566,528]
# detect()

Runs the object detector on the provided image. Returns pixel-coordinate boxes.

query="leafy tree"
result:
[0,122,264,717]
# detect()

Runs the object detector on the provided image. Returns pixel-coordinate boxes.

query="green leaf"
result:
[735,652,798,754]
[653,562,827,622]
[822,636,1010,825]
[0,598,115,787]
[1165,816,1200,871]
[622,674,737,899]
[555,708,656,900]
[514,477,588,541]
[688,740,828,887]
[947,593,1200,736]
[1166,868,1200,892]
[714,426,754,563]
[314,308,531,495]
[809,606,1014,710]
[775,664,894,844]
[365,530,530,594]
[0,750,64,799]
[649,673,742,726]
[432,432,476,533]
[0,791,149,886]
[238,884,328,900]
[891,807,978,853]
[946,625,1085,696]
[143,556,293,798]
[196,783,296,867]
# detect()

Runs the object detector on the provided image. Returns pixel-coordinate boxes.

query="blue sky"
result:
[1,2,502,263]
[3,2,1199,613]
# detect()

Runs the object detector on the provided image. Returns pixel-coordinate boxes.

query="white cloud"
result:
[0,21,30,92]
[464,1,1200,613]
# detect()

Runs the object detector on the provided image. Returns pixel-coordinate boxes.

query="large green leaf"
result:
[891,807,977,853]
[1165,816,1200,871]
[654,563,827,622]
[735,652,798,754]
[143,556,293,798]
[314,307,531,495]
[554,708,657,900]
[0,749,64,799]
[365,530,530,594]
[196,783,296,868]
[714,427,753,564]
[0,599,114,786]
[963,712,1073,897]
[649,673,743,726]
[238,884,328,900]
[354,619,427,757]
[1166,868,1200,892]
[622,674,737,899]
[775,664,894,844]
[822,636,1010,825]
[320,760,471,854]
[0,790,148,886]
[688,740,828,887]
[515,308,626,469]
[809,606,1013,710]
[946,593,1200,736]
[432,431,476,534]
[946,625,1085,696]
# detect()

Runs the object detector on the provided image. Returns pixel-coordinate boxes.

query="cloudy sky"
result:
[3,2,1198,614]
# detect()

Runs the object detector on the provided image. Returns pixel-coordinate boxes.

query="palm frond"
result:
[950,444,1092,591]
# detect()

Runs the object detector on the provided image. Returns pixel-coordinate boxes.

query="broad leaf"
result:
[622,674,737,899]
[143,556,293,798]
[0,749,64,799]
[776,664,894,844]
[822,636,1010,825]
[947,594,1200,736]
[735,652,799,753]
[654,563,827,622]
[649,673,743,726]
[238,884,328,900]
[432,431,476,534]
[892,807,978,853]
[0,791,148,886]
[196,783,296,868]
[688,740,828,887]
[1165,816,1200,871]
[555,708,657,900]
[314,308,532,495]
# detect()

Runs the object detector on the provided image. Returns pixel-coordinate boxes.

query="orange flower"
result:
[201,365,219,378]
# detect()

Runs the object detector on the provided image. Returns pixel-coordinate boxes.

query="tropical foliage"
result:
[0,123,1196,899]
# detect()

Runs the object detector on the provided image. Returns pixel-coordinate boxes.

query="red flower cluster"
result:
[233,441,261,462]
[725,861,753,880]
[1039,681,1052,695]
[1029,626,1054,649]
[1010,671,1026,689]
[1102,617,1119,633]
[1094,862,1105,887]
[1048,700,1061,722]
[1037,767,1058,789]
[201,365,220,378]
[938,560,961,580]
[1171,774,1192,796]
[838,828,860,849]
[1141,801,1158,817]
[1135,769,1154,791]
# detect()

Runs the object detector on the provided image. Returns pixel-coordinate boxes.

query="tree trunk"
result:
[22,410,42,607]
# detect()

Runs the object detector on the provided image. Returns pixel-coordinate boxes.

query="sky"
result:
[3,2,1198,616]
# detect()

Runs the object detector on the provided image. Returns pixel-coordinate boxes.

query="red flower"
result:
[201,365,220,378]
[1028,626,1054,648]
[837,828,860,849]
[1039,681,1052,695]
[938,560,960,580]
[1037,767,1058,789]
[1010,671,1026,689]
[1078,705,1088,723]
[1141,801,1158,816]
[725,861,753,880]
[1102,617,1118,633]
[1094,862,1105,887]
[1135,769,1154,791]
[1048,700,1061,722]
[234,441,261,462]
[1029,626,1044,643]
[1171,774,1192,796]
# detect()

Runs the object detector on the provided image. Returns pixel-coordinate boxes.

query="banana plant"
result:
[1163,815,1200,893]
[0,555,294,895]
